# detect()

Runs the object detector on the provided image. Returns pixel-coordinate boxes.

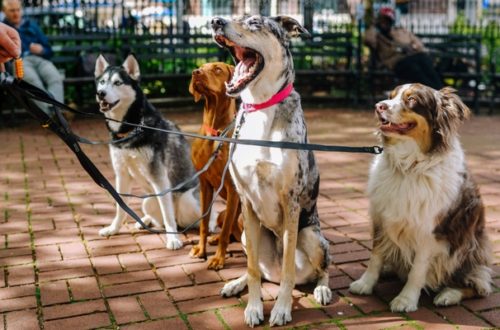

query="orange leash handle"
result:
[14,57,24,79]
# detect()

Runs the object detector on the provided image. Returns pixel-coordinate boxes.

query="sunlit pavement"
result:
[0,107,498,329]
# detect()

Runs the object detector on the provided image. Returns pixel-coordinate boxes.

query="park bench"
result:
[366,33,482,113]
[291,31,361,104]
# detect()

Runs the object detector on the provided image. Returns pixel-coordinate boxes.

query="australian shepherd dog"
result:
[349,83,492,312]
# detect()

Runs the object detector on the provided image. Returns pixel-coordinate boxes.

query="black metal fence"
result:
[3,0,497,35]
[1,0,499,110]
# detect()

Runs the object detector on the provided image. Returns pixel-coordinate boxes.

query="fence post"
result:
[303,0,314,33]
[177,0,185,33]
[259,0,271,16]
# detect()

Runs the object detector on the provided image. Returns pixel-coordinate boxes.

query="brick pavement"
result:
[0,108,498,329]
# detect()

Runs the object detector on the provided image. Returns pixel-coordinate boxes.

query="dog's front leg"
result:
[152,179,183,250]
[269,202,299,327]
[190,178,213,259]
[349,246,384,295]
[99,170,131,236]
[390,248,431,312]
[208,187,241,270]
[242,200,264,328]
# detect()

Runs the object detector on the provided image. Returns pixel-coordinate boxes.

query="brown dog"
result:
[189,62,243,270]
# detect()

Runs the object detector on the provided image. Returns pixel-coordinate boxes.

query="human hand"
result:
[29,43,44,55]
[0,23,21,69]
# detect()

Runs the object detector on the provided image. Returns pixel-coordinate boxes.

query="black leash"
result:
[103,117,383,155]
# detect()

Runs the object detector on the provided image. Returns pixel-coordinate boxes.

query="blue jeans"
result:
[22,55,64,115]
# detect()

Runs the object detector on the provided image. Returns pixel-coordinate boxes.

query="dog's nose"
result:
[193,68,202,76]
[211,17,227,29]
[376,102,389,113]
[97,90,106,100]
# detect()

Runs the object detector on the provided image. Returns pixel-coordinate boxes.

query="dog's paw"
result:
[165,236,183,250]
[220,278,246,297]
[99,225,119,237]
[269,300,292,327]
[349,279,374,295]
[207,255,225,270]
[313,285,332,305]
[244,302,264,328]
[390,294,418,312]
[433,288,463,306]
[189,245,206,259]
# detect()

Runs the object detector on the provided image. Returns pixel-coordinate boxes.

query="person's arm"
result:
[408,31,426,52]
[28,21,53,59]
[364,25,378,49]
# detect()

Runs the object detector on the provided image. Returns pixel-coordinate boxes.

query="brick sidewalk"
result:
[0,108,498,329]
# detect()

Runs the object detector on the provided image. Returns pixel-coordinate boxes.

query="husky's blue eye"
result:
[114,81,122,86]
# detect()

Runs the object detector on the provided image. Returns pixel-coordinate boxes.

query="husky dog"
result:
[94,54,212,250]
[211,16,332,327]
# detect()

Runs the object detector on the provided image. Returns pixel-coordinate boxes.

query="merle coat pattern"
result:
[211,16,331,327]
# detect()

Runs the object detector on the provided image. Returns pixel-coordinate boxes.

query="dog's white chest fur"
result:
[110,146,155,189]
[230,109,297,232]
[368,140,465,248]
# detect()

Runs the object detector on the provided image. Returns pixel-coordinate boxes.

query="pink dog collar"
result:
[242,83,294,113]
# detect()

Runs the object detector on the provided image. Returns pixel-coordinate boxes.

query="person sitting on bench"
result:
[365,6,443,90]
[2,0,64,115]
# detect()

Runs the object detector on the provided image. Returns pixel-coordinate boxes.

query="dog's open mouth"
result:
[379,117,416,134]
[98,100,119,112]
[214,35,264,95]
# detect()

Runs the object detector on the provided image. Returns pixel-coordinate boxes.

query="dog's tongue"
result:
[381,122,413,133]
[236,58,253,76]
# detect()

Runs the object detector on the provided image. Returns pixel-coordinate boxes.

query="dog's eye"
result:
[114,81,123,86]
[214,67,222,74]
[407,96,417,107]
[246,17,261,29]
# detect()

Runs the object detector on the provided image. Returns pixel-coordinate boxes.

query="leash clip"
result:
[373,146,383,154]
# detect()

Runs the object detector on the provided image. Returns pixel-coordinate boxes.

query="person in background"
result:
[364,6,443,90]
[2,0,64,114]
[0,22,21,70]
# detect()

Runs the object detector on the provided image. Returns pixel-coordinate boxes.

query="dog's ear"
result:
[432,87,470,151]
[189,77,202,102]
[271,16,311,38]
[439,86,471,123]
[122,54,141,81]
[94,54,109,78]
